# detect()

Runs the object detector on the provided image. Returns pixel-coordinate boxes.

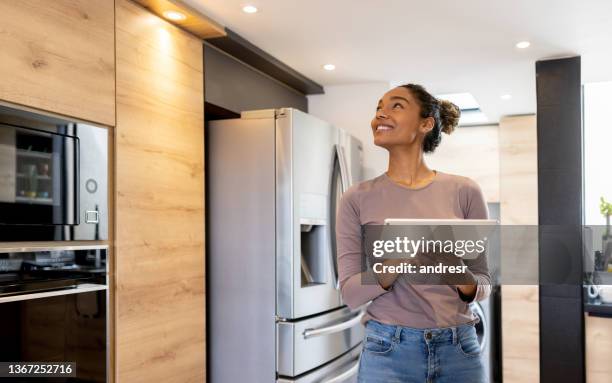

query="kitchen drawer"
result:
[277,345,360,383]
[277,306,364,377]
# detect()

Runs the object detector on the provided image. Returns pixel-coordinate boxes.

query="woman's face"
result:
[370,87,434,150]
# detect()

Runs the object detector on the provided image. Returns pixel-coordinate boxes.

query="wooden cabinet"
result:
[115,0,205,382]
[0,0,115,126]
[586,315,612,383]
[426,124,499,202]
[499,115,540,383]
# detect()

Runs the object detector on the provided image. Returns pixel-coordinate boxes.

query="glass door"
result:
[0,124,78,226]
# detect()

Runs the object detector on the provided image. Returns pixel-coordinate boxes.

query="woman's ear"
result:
[419,117,435,134]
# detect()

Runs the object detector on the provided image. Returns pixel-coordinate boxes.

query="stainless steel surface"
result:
[277,306,364,377]
[337,129,363,185]
[277,345,361,383]
[303,310,365,339]
[85,210,100,223]
[74,123,108,240]
[322,356,360,383]
[208,109,365,382]
[0,283,107,304]
[329,145,350,291]
[276,108,343,320]
[208,116,277,383]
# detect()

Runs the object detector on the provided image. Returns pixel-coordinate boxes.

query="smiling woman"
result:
[337,83,490,383]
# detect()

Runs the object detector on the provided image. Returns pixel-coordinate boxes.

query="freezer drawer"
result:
[277,344,360,383]
[277,306,364,377]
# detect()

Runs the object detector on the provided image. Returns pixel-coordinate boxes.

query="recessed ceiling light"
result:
[163,10,187,21]
[323,64,336,71]
[501,94,512,100]
[242,5,258,13]
[515,41,530,49]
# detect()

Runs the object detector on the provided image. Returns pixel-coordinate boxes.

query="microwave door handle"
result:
[321,356,360,383]
[302,310,365,339]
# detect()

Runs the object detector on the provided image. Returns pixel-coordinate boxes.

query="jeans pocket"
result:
[456,326,481,358]
[363,332,394,355]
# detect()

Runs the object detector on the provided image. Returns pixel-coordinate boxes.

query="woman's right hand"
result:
[375,257,418,290]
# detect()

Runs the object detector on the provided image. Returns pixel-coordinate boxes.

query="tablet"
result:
[384,218,499,226]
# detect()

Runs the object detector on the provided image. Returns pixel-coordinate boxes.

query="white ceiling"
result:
[185,0,612,123]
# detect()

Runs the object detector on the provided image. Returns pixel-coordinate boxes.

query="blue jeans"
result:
[358,320,485,383]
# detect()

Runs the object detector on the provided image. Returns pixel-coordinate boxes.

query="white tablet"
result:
[384,218,499,226]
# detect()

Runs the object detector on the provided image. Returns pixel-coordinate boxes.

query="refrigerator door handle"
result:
[336,145,351,191]
[321,356,360,383]
[302,310,364,339]
[329,144,350,291]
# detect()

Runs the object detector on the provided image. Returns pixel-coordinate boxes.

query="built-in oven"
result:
[0,105,108,241]
[0,245,107,382]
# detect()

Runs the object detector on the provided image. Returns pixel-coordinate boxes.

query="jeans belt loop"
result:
[452,327,458,345]
[393,326,402,342]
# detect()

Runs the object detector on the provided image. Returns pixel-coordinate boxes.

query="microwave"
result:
[0,106,108,241]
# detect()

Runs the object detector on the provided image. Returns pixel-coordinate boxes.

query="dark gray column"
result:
[536,56,585,383]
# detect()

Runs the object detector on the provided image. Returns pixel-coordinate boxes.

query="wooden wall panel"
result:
[115,1,205,382]
[585,315,612,383]
[499,114,539,383]
[499,115,538,224]
[0,0,115,126]
[426,124,499,202]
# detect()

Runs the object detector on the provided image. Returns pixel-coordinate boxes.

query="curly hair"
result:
[398,84,461,152]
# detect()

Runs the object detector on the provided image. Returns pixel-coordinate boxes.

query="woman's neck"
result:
[386,146,435,188]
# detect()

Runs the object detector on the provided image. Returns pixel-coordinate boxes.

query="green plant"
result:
[601,197,612,238]
[600,197,612,217]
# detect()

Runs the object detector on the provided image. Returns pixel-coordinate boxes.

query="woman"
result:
[337,84,490,383]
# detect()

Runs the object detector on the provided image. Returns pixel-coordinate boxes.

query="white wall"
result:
[308,82,390,180]
[584,81,612,225]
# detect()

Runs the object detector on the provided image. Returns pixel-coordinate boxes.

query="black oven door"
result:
[0,287,107,382]
[0,123,79,226]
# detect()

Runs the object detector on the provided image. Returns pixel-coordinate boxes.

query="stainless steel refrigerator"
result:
[208,108,365,382]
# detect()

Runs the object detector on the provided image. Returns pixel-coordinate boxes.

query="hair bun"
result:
[438,99,461,134]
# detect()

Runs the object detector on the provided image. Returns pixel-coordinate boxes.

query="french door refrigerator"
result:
[208,108,364,382]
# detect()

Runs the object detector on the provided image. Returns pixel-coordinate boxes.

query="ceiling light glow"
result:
[242,5,258,13]
[323,64,336,71]
[516,41,531,49]
[163,10,187,21]
[435,92,480,110]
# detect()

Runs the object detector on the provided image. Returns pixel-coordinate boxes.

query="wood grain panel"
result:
[499,115,538,224]
[499,114,539,383]
[0,0,115,126]
[501,285,540,383]
[115,1,205,382]
[585,314,612,383]
[133,0,226,39]
[426,124,499,202]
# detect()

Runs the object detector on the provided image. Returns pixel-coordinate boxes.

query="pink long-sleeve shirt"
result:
[337,171,491,328]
